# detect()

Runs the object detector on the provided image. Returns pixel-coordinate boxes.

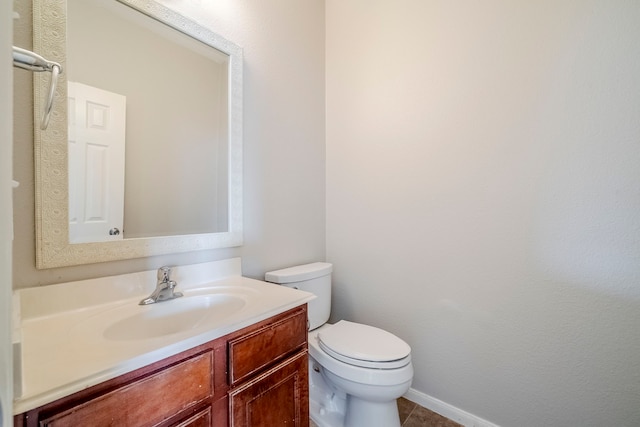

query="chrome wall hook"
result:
[12,46,63,130]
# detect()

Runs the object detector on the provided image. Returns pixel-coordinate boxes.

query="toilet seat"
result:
[317,320,411,369]
[309,325,414,387]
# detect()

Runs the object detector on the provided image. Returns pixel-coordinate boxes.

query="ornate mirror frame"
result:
[32,0,243,268]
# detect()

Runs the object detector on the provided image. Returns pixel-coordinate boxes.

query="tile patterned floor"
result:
[309,397,462,427]
[398,397,463,427]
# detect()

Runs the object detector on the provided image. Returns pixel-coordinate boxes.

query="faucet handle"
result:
[157,266,172,282]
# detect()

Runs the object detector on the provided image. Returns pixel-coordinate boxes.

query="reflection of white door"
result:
[68,81,126,243]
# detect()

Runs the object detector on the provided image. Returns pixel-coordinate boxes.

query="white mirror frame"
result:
[32,0,243,269]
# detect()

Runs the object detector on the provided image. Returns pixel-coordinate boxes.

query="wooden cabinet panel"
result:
[228,306,307,386]
[229,351,308,427]
[171,407,211,427]
[41,352,213,427]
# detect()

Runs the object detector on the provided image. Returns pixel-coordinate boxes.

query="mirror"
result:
[32,0,243,268]
[67,0,231,243]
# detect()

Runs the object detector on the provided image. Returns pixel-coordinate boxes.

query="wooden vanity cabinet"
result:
[14,305,309,427]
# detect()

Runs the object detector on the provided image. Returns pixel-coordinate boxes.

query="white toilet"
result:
[265,263,413,427]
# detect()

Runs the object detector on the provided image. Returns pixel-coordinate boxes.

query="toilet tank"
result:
[265,262,332,330]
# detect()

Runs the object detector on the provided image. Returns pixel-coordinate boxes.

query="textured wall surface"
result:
[326,1,640,426]
[12,0,326,287]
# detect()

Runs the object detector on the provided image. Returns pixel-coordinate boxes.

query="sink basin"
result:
[103,294,246,341]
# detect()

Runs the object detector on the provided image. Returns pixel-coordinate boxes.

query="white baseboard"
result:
[403,388,499,427]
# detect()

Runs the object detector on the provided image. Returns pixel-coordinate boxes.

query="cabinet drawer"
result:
[41,351,213,427]
[228,306,307,386]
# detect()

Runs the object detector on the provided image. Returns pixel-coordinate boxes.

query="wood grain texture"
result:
[228,306,307,386]
[42,352,212,426]
[229,351,309,427]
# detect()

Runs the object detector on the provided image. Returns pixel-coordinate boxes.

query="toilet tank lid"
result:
[265,262,333,284]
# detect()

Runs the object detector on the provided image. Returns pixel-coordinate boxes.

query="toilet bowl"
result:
[265,263,414,427]
[309,323,413,427]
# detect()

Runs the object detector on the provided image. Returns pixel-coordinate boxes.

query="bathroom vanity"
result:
[13,259,313,426]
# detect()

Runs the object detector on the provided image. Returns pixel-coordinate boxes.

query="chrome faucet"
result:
[139,266,183,305]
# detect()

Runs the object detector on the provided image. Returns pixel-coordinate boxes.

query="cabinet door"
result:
[229,351,308,427]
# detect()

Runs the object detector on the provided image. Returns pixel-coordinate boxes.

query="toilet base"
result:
[345,396,401,427]
[310,394,347,427]
[309,353,406,427]
[309,356,347,427]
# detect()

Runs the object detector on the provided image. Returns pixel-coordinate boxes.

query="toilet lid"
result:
[317,320,411,369]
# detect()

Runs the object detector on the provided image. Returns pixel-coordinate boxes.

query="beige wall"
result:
[12,0,325,287]
[326,1,640,426]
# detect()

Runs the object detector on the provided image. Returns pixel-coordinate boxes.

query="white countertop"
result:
[13,258,314,414]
